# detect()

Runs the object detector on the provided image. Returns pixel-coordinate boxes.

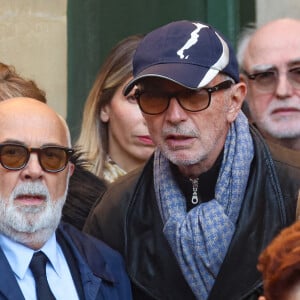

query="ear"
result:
[226,82,247,123]
[68,162,75,176]
[100,105,110,123]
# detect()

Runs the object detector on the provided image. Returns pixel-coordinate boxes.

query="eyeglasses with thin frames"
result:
[134,80,234,115]
[0,143,74,173]
[242,66,300,93]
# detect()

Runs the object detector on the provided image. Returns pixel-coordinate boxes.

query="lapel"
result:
[57,223,110,300]
[56,228,85,300]
[0,226,102,300]
[0,248,25,300]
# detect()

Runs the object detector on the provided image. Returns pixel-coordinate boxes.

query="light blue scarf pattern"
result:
[153,112,254,299]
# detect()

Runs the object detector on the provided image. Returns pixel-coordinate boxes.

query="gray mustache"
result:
[162,127,198,138]
[11,182,49,199]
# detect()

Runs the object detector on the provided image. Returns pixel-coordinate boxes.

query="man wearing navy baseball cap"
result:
[85,20,300,300]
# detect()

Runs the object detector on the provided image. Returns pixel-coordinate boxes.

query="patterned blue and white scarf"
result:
[154,112,254,299]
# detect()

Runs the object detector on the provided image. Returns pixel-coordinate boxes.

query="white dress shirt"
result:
[0,233,79,300]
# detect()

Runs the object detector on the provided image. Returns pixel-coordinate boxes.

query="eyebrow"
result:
[0,139,25,145]
[250,64,276,73]
[287,58,300,67]
[250,58,300,73]
[0,140,66,148]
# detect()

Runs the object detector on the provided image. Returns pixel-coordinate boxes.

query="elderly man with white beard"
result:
[0,98,132,300]
[237,18,300,151]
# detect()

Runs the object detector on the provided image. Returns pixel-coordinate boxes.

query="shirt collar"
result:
[0,232,62,279]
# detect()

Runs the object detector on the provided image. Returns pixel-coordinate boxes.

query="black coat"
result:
[84,126,300,300]
[63,165,107,230]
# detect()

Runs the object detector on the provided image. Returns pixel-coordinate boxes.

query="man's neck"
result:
[170,151,223,210]
[8,227,55,250]
[177,154,221,178]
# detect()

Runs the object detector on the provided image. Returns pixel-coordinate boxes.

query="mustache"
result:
[162,126,199,138]
[11,182,50,200]
[267,98,300,113]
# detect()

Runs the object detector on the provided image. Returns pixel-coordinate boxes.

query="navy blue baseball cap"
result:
[124,20,239,95]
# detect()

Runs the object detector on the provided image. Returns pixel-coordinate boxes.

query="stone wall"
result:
[0,0,67,117]
[256,0,300,25]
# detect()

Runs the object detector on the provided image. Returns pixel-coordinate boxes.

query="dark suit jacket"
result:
[0,222,132,300]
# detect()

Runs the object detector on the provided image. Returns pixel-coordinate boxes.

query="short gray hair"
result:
[236,23,257,68]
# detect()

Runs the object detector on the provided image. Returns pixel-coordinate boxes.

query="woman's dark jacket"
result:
[84,126,300,300]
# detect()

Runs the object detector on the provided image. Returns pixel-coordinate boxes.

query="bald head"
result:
[240,18,300,69]
[0,97,71,147]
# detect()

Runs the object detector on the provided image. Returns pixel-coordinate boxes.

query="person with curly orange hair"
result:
[258,220,300,300]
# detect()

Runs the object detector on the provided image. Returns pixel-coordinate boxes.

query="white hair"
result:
[236,23,257,68]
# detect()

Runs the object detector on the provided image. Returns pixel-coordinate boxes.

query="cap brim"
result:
[123,63,219,95]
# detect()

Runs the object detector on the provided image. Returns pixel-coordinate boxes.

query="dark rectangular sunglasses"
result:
[0,143,74,173]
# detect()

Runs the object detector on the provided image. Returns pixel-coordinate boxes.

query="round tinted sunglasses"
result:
[0,143,74,173]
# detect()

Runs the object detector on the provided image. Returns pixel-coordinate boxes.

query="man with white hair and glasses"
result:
[0,98,132,300]
[84,20,300,300]
[237,18,300,151]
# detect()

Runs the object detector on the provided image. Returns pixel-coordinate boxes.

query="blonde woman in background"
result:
[76,35,155,183]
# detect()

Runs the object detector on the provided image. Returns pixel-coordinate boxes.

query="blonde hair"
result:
[75,35,143,177]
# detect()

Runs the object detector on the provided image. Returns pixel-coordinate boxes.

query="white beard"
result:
[0,181,68,247]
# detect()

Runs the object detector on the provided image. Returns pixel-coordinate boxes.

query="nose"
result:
[275,73,293,99]
[20,153,43,180]
[164,97,188,124]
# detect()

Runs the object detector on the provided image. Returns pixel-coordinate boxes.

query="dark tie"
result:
[29,251,56,300]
